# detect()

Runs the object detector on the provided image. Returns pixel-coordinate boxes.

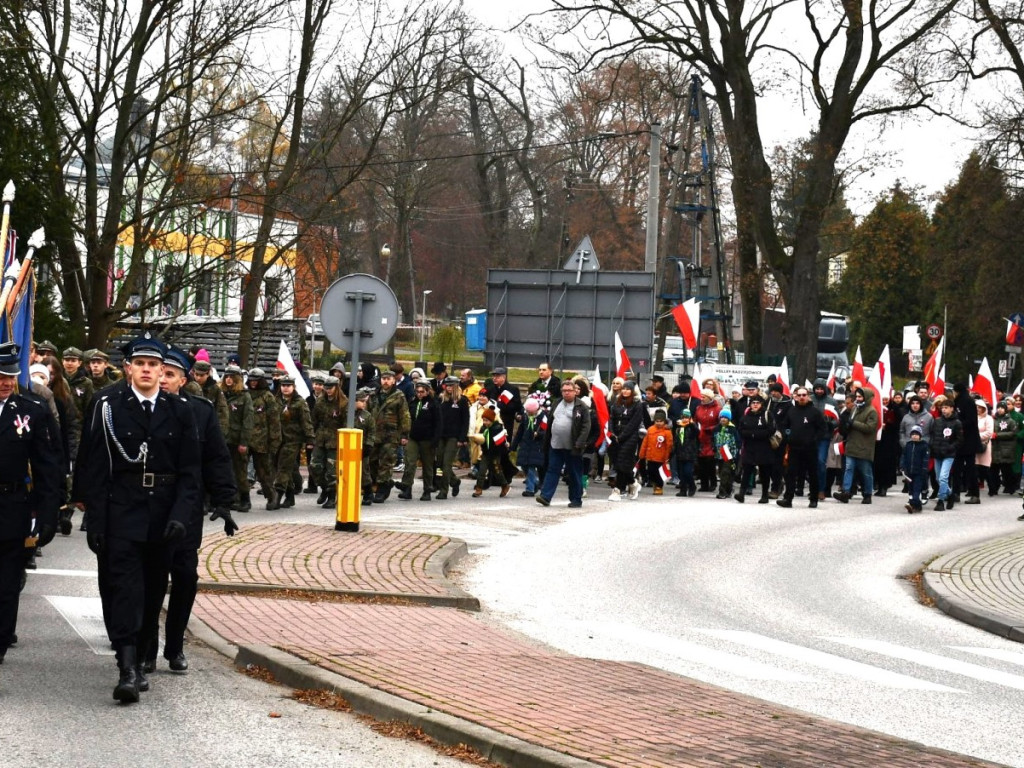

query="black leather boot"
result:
[266,487,281,511]
[283,489,295,508]
[114,646,141,703]
[373,481,392,504]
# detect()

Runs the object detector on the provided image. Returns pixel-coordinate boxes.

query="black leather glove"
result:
[163,519,186,543]
[210,507,239,536]
[37,524,57,548]
[86,531,105,554]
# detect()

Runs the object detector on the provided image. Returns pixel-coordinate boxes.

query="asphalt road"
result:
[0,531,470,768]
[463,490,1024,768]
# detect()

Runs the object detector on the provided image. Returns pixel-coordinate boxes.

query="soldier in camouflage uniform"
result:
[311,375,348,507]
[370,369,410,503]
[191,360,229,435]
[352,389,377,504]
[273,375,314,508]
[61,346,95,422]
[221,364,255,511]
[87,349,118,391]
[246,368,282,510]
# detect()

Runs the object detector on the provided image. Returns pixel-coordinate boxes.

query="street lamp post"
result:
[419,289,432,362]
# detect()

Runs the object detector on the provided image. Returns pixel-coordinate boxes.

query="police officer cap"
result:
[193,360,212,372]
[278,375,294,385]
[163,345,193,372]
[89,348,110,362]
[248,367,265,379]
[324,375,339,387]
[0,342,22,376]
[491,366,508,376]
[63,346,84,359]
[224,364,244,377]
[127,334,165,361]
[37,339,58,355]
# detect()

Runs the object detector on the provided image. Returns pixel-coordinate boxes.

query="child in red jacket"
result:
[638,409,673,495]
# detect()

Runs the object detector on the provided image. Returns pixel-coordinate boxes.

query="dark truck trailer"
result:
[762,308,849,378]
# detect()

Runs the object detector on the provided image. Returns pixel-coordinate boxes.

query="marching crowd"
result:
[5,336,1024,708]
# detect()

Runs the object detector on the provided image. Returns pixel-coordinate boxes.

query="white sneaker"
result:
[394,462,405,473]
[608,489,622,501]
[628,482,640,500]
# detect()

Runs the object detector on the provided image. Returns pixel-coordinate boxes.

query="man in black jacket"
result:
[398,381,441,500]
[0,343,62,667]
[778,386,827,508]
[77,335,201,703]
[952,382,982,504]
[141,346,237,674]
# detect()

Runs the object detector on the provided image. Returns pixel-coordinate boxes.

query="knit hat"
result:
[29,363,50,384]
[523,398,540,414]
[653,408,667,422]
[720,409,732,420]
[681,409,692,418]
[195,348,210,363]
[701,388,714,398]
[910,425,923,435]
[482,408,497,421]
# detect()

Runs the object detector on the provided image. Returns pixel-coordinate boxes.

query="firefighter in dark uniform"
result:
[142,346,237,673]
[0,342,62,667]
[76,335,201,703]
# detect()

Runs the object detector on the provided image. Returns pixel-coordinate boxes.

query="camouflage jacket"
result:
[66,369,94,420]
[223,388,254,448]
[353,408,375,453]
[199,377,230,435]
[248,388,281,454]
[312,394,347,448]
[372,387,410,443]
[279,392,314,445]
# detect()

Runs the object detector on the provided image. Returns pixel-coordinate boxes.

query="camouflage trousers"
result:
[274,441,304,491]
[369,438,401,487]
[252,450,276,495]
[310,445,336,492]
[401,439,435,492]
[229,447,249,497]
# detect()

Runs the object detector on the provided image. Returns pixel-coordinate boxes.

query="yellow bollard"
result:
[334,428,363,532]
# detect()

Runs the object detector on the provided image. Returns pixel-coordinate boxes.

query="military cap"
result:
[355,387,373,401]
[491,366,508,376]
[88,349,110,362]
[324,375,339,387]
[63,346,84,360]
[443,376,459,386]
[193,360,212,372]
[414,380,431,391]
[248,367,265,379]
[163,345,192,372]
[277,375,295,385]
[37,340,58,355]
[126,334,165,361]
[379,369,395,380]
[310,373,326,384]
[223,364,244,377]
[0,342,22,376]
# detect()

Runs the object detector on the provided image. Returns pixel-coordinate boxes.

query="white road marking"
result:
[45,596,114,656]
[704,630,961,692]
[592,623,812,681]
[30,568,98,578]
[952,646,1024,667]
[826,637,1024,691]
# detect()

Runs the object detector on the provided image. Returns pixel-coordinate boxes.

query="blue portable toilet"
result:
[464,309,487,351]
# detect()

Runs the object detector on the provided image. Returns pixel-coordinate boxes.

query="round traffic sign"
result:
[319,273,400,353]
[926,324,942,340]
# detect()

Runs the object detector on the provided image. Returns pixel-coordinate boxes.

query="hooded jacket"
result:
[844,388,879,460]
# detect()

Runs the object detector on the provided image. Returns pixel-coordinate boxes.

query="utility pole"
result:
[644,122,661,274]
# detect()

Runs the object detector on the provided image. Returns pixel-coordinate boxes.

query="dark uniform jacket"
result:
[483,379,522,430]
[408,394,442,444]
[0,392,62,540]
[78,387,202,543]
[182,394,236,549]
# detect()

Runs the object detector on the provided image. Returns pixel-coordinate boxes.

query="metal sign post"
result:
[319,274,399,531]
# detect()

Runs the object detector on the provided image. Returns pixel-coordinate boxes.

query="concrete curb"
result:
[233,644,599,768]
[196,536,480,611]
[922,549,1024,643]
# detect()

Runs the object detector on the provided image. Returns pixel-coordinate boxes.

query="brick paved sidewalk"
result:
[198,524,478,609]
[923,530,1024,642]
[189,523,1008,768]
